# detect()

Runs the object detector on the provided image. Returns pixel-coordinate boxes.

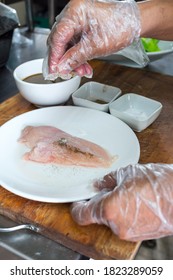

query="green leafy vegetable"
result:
[141,38,161,52]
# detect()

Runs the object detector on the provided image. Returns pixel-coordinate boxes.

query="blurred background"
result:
[0,0,69,29]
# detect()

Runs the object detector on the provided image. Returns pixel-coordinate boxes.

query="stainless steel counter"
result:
[0,215,85,260]
[0,27,49,103]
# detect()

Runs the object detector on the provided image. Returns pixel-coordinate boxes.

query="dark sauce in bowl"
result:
[23,73,62,84]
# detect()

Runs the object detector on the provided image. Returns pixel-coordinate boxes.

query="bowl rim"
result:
[109,93,163,120]
[13,58,80,87]
[72,81,121,99]
[109,93,162,107]
[73,81,122,93]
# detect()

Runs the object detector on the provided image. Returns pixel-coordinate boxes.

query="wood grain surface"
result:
[0,60,173,259]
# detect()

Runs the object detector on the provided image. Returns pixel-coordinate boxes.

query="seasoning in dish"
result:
[92,99,108,104]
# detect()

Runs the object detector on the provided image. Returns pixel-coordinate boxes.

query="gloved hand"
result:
[71,163,173,241]
[43,0,141,80]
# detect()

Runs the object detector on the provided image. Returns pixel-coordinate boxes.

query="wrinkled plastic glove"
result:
[71,163,173,242]
[43,0,141,80]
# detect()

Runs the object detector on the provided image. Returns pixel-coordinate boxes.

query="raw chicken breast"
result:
[18,126,115,168]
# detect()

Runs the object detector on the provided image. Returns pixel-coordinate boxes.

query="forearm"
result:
[139,0,173,40]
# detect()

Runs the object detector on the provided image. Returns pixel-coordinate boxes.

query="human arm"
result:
[44,0,141,79]
[139,0,173,40]
[71,164,173,241]
[44,0,173,79]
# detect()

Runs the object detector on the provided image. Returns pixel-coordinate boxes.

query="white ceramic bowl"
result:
[72,81,121,112]
[13,59,81,107]
[109,93,162,132]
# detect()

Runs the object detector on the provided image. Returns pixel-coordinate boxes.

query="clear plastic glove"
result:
[43,0,141,80]
[71,163,173,241]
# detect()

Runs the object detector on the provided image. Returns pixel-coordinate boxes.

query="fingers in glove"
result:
[71,201,95,225]
[71,193,108,225]
[47,21,76,74]
[94,172,118,192]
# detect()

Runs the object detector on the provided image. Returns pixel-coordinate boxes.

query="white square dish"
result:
[109,93,162,132]
[72,81,121,112]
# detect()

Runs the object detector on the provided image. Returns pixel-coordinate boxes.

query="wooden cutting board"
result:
[0,60,173,259]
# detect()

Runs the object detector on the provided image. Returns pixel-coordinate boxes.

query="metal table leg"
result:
[25,0,34,31]
[25,0,56,30]
[48,0,56,27]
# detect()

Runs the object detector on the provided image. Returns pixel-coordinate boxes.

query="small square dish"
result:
[72,81,121,112]
[109,93,162,132]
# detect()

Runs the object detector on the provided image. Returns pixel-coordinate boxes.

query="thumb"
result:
[71,191,108,225]
[71,200,95,225]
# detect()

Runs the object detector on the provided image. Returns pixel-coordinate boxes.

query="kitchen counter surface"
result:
[0,27,173,260]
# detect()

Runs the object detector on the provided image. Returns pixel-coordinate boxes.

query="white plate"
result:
[99,40,173,67]
[147,40,173,61]
[0,106,140,203]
